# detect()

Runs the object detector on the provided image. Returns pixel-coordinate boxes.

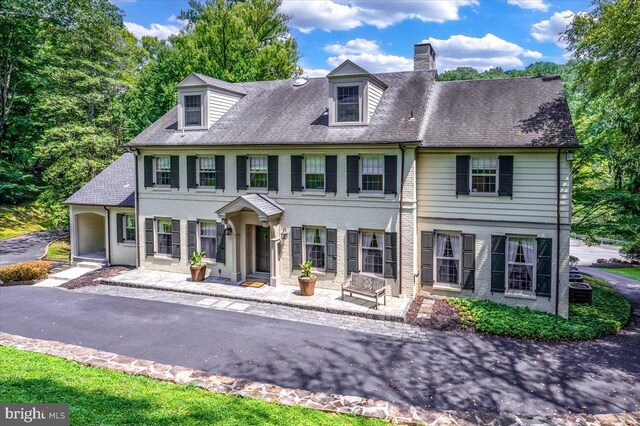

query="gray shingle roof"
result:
[241,194,284,217]
[421,76,579,148]
[64,153,135,207]
[126,71,436,147]
[191,73,247,95]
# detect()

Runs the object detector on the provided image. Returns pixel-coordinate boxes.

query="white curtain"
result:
[522,238,535,265]
[199,157,215,171]
[508,238,518,262]
[450,234,461,259]
[200,222,216,237]
[362,231,374,248]
[362,156,383,174]
[305,228,325,245]
[436,234,447,257]
[305,156,325,173]
[250,156,267,171]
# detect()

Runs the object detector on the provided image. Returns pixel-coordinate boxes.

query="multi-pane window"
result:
[157,219,172,255]
[199,221,217,259]
[155,156,171,186]
[436,233,460,285]
[362,230,383,274]
[124,215,136,242]
[507,237,535,291]
[337,86,360,122]
[198,156,216,187]
[184,95,202,126]
[361,155,384,191]
[471,157,497,193]
[248,156,268,188]
[305,227,326,269]
[304,156,325,190]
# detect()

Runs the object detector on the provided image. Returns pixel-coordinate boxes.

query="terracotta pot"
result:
[298,276,316,296]
[190,265,207,282]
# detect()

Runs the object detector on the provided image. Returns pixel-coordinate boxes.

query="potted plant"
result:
[298,260,316,296]
[189,251,207,282]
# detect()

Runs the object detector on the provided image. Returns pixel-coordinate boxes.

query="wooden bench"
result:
[341,273,386,309]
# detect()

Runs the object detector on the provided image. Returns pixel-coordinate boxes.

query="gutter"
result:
[398,143,406,295]
[103,206,111,265]
[131,148,141,268]
[555,149,561,315]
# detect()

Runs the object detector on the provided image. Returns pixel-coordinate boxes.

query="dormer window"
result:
[337,86,360,123]
[184,94,203,127]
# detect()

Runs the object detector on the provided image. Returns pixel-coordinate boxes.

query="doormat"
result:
[240,281,266,288]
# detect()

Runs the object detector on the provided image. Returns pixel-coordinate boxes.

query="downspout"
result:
[132,148,141,268]
[398,143,406,295]
[555,149,561,315]
[104,206,111,265]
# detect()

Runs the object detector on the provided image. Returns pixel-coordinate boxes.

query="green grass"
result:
[450,277,630,341]
[0,346,384,426]
[44,239,70,262]
[597,267,640,281]
[0,204,49,239]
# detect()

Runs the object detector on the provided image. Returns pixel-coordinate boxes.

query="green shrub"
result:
[0,260,52,283]
[450,281,630,341]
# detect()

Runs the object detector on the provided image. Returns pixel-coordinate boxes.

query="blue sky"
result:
[118,0,590,76]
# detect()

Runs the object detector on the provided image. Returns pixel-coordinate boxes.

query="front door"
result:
[255,226,270,273]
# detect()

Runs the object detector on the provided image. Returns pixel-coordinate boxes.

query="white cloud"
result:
[302,68,331,78]
[531,10,574,48]
[323,39,413,73]
[280,0,477,32]
[506,0,549,11]
[124,21,182,40]
[422,34,543,71]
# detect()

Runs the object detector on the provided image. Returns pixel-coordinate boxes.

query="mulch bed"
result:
[62,266,133,290]
[404,295,463,331]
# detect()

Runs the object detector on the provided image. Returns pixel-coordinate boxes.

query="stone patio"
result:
[102,269,411,321]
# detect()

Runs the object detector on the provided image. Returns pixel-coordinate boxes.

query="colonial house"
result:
[65,43,579,317]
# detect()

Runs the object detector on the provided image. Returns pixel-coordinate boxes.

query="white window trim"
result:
[330,81,368,126]
[247,155,268,190]
[505,235,537,295]
[196,156,216,189]
[434,231,462,287]
[179,90,207,130]
[198,220,218,262]
[153,156,171,188]
[303,226,326,272]
[360,155,384,194]
[122,214,136,243]
[303,156,326,192]
[359,229,384,277]
[155,218,173,257]
[469,156,499,195]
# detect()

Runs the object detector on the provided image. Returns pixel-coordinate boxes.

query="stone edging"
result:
[2,332,639,426]
[99,278,409,322]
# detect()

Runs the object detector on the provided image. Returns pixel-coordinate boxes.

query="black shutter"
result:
[346,155,360,194]
[491,235,506,293]
[291,227,302,269]
[268,155,278,191]
[456,155,470,195]
[461,233,476,291]
[144,156,154,188]
[384,155,398,195]
[326,228,337,273]
[187,220,197,259]
[216,222,226,263]
[236,155,247,190]
[420,231,434,284]
[171,219,180,259]
[346,230,359,273]
[187,156,197,189]
[170,156,180,189]
[145,218,154,255]
[215,155,225,190]
[536,237,552,297]
[498,155,514,196]
[291,155,303,192]
[384,232,397,278]
[116,214,123,244]
[325,155,337,193]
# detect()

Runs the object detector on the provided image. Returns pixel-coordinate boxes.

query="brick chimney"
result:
[414,43,436,71]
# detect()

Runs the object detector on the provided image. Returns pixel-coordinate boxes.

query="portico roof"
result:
[216,194,284,222]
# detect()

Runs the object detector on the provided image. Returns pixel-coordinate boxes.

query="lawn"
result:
[0,204,49,239]
[450,276,631,341]
[596,267,640,281]
[44,239,71,262]
[0,346,384,426]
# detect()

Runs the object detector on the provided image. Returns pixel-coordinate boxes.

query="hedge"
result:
[0,260,52,283]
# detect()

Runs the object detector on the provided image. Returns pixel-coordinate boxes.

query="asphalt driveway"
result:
[1,286,638,416]
[0,232,60,266]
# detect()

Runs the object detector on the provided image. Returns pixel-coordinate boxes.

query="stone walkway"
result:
[74,285,429,341]
[102,269,410,321]
[33,264,101,287]
[2,332,638,426]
